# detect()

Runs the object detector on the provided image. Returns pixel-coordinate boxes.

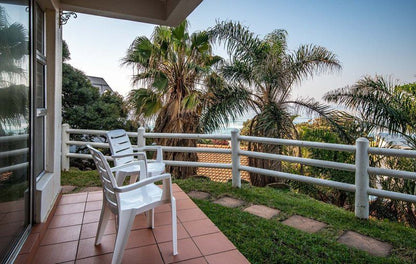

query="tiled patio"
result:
[18,184,249,264]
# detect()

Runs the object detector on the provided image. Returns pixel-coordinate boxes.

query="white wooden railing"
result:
[61,124,416,219]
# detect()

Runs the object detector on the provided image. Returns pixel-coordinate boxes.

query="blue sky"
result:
[63,0,416,100]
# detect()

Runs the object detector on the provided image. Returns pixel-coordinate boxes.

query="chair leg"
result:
[171,198,178,255]
[112,210,136,264]
[146,209,154,229]
[115,171,127,186]
[129,173,138,184]
[95,204,112,245]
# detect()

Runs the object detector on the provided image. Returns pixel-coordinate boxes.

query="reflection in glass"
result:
[0,1,30,262]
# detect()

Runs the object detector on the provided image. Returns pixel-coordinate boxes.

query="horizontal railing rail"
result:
[61,124,416,219]
[0,134,29,174]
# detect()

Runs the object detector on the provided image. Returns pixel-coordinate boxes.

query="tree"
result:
[324,76,416,226]
[0,5,28,135]
[294,118,355,207]
[62,42,128,131]
[324,76,416,148]
[209,21,341,186]
[123,20,249,178]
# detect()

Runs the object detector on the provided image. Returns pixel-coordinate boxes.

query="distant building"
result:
[86,76,113,94]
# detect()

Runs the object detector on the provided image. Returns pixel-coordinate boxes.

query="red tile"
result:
[20,233,39,254]
[55,203,85,216]
[132,214,149,230]
[85,201,103,212]
[60,194,87,205]
[41,225,81,245]
[193,232,236,256]
[154,203,171,213]
[173,192,191,200]
[205,250,250,264]
[153,222,189,243]
[155,211,173,227]
[33,241,78,264]
[77,234,116,259]
[159,238,202,263]
[80,220,116,239]
[123,244,164,264]
[126,228,156,249]
[182,219,220,237]
[83,210,116,224]
[177,208,208,223]
[176,257,208,264]
[87,192,103,202]
[75,253,112,264]
[177,199,197,211]
[49,213,83,228]
[77,245,163,264]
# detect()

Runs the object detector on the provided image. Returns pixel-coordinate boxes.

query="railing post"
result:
[231,129,241,188]
[61,123,70,171]
[355,137,370,219]
[137,127,145,148]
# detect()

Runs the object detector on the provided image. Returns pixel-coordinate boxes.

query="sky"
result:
[63,0,416,101]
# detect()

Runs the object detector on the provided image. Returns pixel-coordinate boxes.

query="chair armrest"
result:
[114,173,171,193]
[112,152,147,160]
[111,159,147,181]
[133,146,163,163]
[110,161,140,172]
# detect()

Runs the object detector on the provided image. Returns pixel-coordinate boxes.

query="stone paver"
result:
[213,197,245,208]
[337,231,392,257]
[188,191,211,200]
[282,215,327,233]
[243,205,280,219]
[61,185,76,194]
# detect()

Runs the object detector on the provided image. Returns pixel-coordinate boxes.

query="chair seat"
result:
[118,162,165,176]
[119,184,164,210]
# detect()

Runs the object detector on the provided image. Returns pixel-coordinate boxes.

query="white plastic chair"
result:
[87,145,177,264]
[106,129,165,185]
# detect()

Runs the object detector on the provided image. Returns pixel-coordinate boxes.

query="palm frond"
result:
[200,81,251,133]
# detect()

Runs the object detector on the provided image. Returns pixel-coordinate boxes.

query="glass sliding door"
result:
[0,0,31,263]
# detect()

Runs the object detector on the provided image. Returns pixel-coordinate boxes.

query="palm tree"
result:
[324,75,416,148]
[209,21,342,186]
[123,20,249,178]
[324,76,416,226]
[0,5,28,135]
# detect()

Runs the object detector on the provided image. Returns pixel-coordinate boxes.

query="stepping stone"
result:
[243,205,280,219]
[61,185,76,194]
[188,191,211,200]
[337,231,392,257]
[214,197,245,208]
[282,215,327,233]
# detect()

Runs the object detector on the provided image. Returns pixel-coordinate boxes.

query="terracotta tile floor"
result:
[26,184,249,264]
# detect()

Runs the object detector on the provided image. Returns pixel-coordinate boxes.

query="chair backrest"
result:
[87,145,119,212]
[107,129,134,166]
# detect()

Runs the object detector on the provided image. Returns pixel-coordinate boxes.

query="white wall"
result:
[34,6,63,223]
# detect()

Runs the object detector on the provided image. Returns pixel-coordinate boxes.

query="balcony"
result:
[11,126,416,263]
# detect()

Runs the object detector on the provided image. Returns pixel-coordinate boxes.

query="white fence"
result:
[61,124,416,219]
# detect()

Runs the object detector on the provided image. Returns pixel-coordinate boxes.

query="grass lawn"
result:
[62,169,416,263]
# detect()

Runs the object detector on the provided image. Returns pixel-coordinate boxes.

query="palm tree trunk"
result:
[154,106,199,178]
